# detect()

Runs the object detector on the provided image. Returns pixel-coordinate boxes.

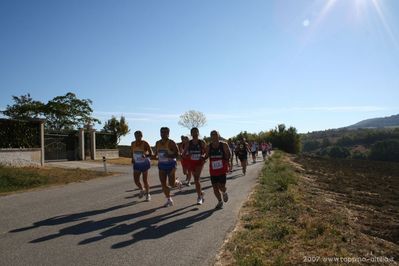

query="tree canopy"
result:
[1,92,100,130]
[178,110,207,130]
[102,115,130,144]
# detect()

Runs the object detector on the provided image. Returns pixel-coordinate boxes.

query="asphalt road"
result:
[0,156,266,266]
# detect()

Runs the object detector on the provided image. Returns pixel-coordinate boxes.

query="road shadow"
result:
[111,208,216,248]
[29,205,165,243]
[9,202,138,233]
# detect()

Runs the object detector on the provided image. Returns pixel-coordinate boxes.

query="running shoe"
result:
[197,197,203,205]
[176,179,182,190]
[164,198,174,207]
[215,201,223,209]
[145,193,151,202]
[223,192,229,203]
[138,190,145,199]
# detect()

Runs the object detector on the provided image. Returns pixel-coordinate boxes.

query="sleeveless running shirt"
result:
[156,140,176,170]
[209,142,229,176]
[188,140,202,161]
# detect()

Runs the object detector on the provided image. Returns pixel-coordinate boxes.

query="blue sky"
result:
[1,0,399,145]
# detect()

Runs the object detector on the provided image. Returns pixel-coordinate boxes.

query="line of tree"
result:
[231,124,301,154]
[1,93,130,144]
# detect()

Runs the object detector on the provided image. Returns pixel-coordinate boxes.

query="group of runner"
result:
[130,127,271,209]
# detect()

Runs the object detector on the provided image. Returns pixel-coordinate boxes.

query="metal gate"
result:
[44,131,79,161]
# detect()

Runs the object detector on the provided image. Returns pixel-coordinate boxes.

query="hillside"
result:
[347,114,399,129]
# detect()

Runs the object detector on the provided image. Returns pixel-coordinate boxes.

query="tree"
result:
[45,92,100,130]
[369,139,399,162]
[268,124,301,154]
[2,92,100,130]
[1,94,45,120]
[102,115,130,144]
[178,110,207,130]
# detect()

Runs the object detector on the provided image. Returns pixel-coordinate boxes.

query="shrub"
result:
[369,139,399,162]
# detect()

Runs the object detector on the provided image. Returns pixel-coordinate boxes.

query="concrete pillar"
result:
[90,130,96,160]
[40,121,45,166]
[78,128,85,160]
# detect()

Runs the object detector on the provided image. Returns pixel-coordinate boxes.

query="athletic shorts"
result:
[188,160,204,171]
[181,158,190,169]
[158,161,177,172]
[211,174,227,185]
[251,151,257,156]
[133,160,151,172]
[238,155,247,161]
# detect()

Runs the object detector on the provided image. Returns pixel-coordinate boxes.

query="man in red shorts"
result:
[183,127,206,205]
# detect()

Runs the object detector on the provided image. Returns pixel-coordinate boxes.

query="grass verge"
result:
[0,165,110,194]
[218,151,398,265]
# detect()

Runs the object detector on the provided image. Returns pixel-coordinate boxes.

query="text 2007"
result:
[303,256,320,263]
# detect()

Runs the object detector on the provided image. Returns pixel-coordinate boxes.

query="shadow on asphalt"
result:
[9,202,138,233]
[9,159,261,248]
[110,208,217,249]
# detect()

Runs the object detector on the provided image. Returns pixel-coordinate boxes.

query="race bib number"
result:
[158,150,169,162]
[211,160,223,170]
[133,152,145,162]
[190,153,201,160]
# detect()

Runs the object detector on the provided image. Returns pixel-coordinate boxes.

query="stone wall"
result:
[0,149,42,167]
[118,145,131,158]
[95,149,119,160]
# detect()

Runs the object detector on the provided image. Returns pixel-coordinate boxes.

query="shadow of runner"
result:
[111,208,216,249]
[29,205,163,243]
[9,202,138,233]
[78,204,201,246]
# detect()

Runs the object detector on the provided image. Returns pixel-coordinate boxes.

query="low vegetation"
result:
[0,165,110,194]
[301,127,399,162]
[217,151,398,265]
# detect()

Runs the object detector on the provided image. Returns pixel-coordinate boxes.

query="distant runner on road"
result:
[131,130,153,201]
[235,138,251,175]
[183,127,207,205]
[206,130,231,209]
[178,135,192,186]
[227,139,235,172]
[153,127,181,207]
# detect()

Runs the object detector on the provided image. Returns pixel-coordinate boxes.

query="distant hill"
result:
[347,114,399,129]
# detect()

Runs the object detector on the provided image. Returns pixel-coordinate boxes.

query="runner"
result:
[183,127,207,205]
[153,127,181,207]
[227,139,235,172]
[178,135,192,186]
[250,141,258,163]
[206,130,231,209]
[261,141,268,161]
[131,130,153,201]
[235,138,251,175]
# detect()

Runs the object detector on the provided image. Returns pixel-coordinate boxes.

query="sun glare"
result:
[308,0,398,48]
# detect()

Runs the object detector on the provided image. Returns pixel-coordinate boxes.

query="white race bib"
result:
[211,160,223,170]
[158,150,169,162]
[133,152,145,162]
[190,153,201,160]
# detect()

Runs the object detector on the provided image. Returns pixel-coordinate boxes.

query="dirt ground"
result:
[294,156,399,251]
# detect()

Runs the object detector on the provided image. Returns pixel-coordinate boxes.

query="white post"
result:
[79,128,85,160]
[102,156,107,173]
[40,121,45,166]
[91,130,96,160]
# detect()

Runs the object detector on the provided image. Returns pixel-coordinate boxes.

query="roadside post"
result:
[103,156,107,173]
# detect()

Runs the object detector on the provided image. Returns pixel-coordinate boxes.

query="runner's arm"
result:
[168,140,179,159]
[223,142,231,161]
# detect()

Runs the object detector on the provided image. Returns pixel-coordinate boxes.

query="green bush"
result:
[369,139,399,162]
[327,146,350,158]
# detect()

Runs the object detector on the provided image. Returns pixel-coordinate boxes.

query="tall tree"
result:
[178,110,207,130]
[1,92,100,130]
[45,92,100,130]
[1,94,45,120]
[102,115,130,144]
